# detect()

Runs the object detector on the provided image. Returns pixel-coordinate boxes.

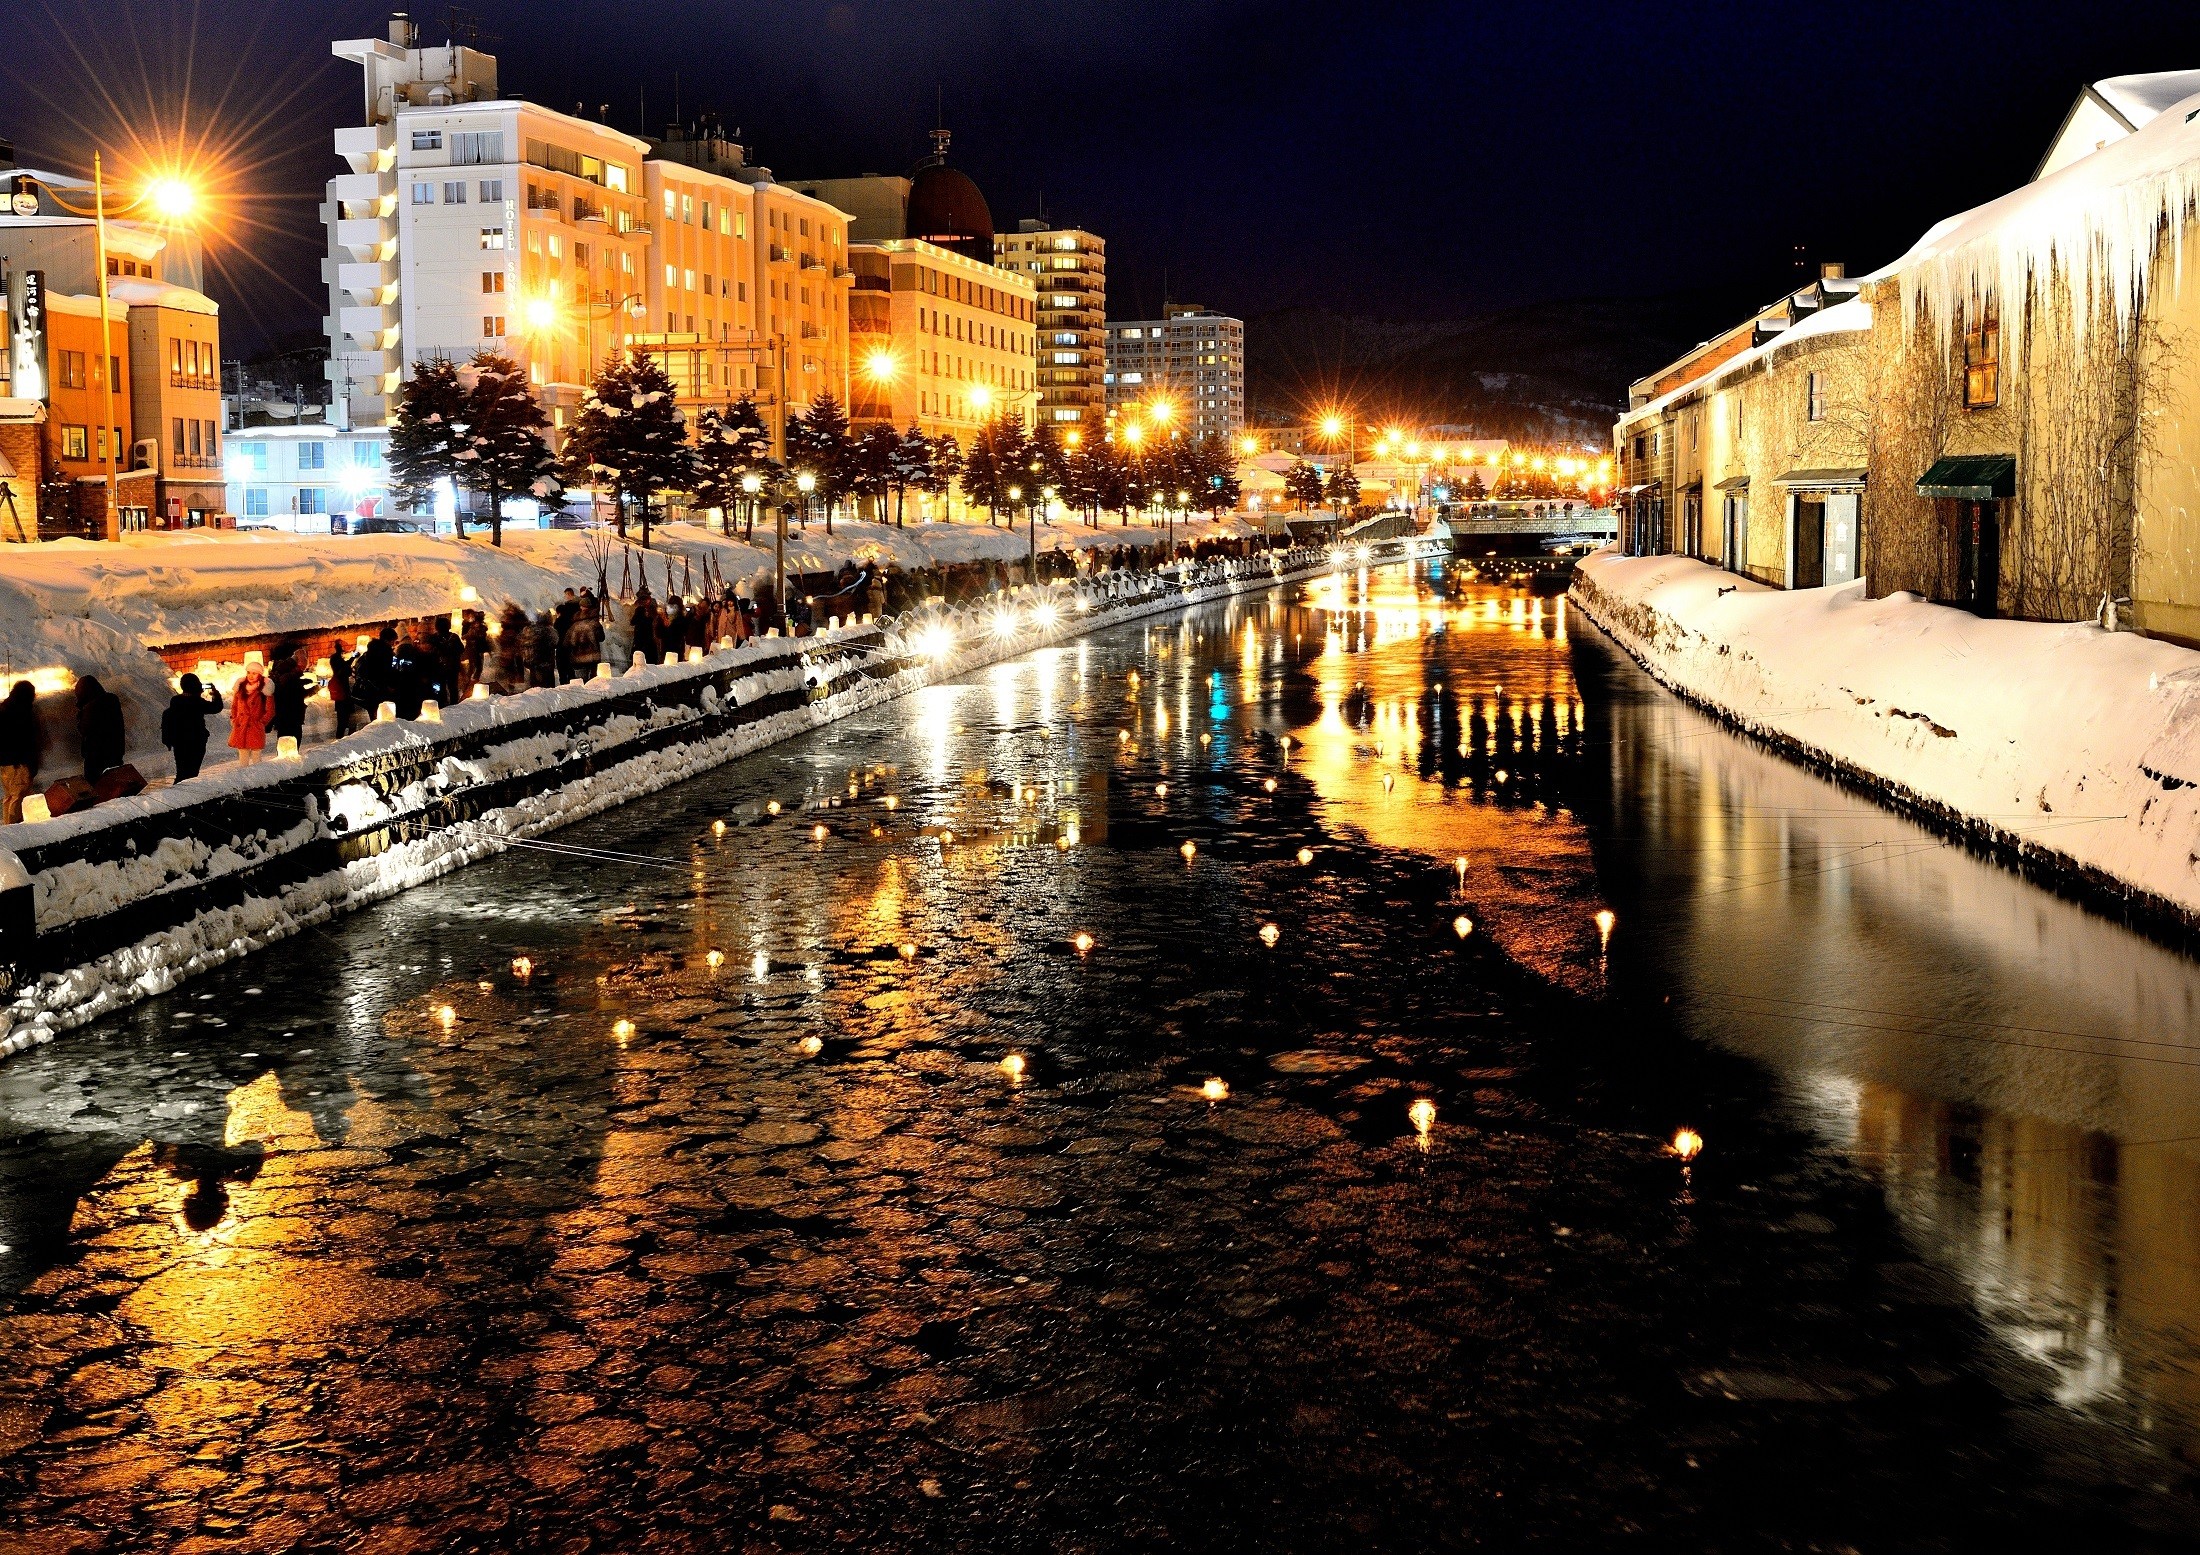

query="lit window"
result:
[479,228,506,249]
[62,425,88,459]
[411,183,433,205]
[1964,293,2000,409]
[484,315,506,337]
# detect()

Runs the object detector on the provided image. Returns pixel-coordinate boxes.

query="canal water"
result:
[3,558,2199,1550]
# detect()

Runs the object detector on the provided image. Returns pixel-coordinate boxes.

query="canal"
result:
[2,558,2198,1550]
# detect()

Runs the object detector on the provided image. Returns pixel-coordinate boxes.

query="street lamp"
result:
[12,159,202,539]
[740,471,762,543]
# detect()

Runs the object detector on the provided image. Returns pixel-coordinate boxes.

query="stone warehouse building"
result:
[1614,68,2200,644]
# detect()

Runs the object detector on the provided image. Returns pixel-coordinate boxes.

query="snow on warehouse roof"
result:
[2095,72,2200,129]
[1616,299,1871,432]
[1868,80,2200,365]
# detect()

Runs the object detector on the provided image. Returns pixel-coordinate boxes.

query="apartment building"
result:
[223,422,392,532]
[641,126,853,449]
[325,22,851,467]
[1104,303,1245,441]
[0,157,225,538]
[848,238,1035,440]
[994,221,1105,433]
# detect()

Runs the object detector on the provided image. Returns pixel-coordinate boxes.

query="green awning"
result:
[1916,455,2015,500]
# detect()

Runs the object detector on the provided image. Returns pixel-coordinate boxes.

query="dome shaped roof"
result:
[906,162,994,263]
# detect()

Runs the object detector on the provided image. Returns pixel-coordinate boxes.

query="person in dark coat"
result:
[630,589,661,665]
[429,618,465,706]
[564,607,602,681]
[353,631,395,720]
[461,612,490,693]
[390,635,430,719]
[0,679,41,822]
[161,673,223,783]
[75,676,124,782]
[270,653,307,748]
[327,644,355,735]
[529,609,558,688]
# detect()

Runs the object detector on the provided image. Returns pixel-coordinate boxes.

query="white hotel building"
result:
[321,19,851,523]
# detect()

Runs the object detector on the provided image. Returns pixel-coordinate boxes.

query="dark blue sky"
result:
[8,0,2200,353]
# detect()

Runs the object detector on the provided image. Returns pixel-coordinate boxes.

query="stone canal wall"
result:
[0,540,1440,1058]
[1570,549,2200,935]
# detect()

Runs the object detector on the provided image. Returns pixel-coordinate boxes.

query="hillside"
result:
[1244,292,1742,444]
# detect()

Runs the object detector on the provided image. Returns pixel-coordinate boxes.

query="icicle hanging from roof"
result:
[1883,89,2200,369]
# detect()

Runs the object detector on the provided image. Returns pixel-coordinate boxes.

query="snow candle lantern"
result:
[471,683,490,700]
[276,735,300,760]
[595,663,612,682]
[196,658,218,685]
[686,646,703,664]
[664,651,679,667]
[376,702,397,722]
[419,700,442,723]
[449,611,464,632]
[356,635,371,654]
[21,794,51,824]
[632,651,646,670]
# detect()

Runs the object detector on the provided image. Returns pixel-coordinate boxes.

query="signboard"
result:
[5,269,48,402]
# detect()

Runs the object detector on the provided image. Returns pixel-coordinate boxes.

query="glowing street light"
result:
[865,350,897,381]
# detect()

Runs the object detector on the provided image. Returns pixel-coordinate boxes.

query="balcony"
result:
[332,219,396,263]
[334,124,395,176]
[769,244,794,264]
[799,252,824,270]
[328,171,395,210]
[335,261,398,306]
[338,304,400,347]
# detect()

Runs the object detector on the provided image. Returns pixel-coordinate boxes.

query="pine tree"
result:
[1284,460,1326,510]
[962,413,1031,522]
[453,351,556,547]
[561,350,692,546]
[1325,464,1362,515]
[692,402,777,535]
[886,424,932,527]
[1189,433,1241,515]
[847,425,899,524]
[1462,469,1487,503]
[787,393,853,532]
[922,432,964,518]
[388,357,469,526]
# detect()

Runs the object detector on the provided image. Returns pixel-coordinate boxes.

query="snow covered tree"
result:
[691,402,777,536]
[1325,464,1361,515]
[787,393,853,531]
[454,351,556,547]
[388,356,469,524]
[921,431,964,518]
[561,350,691,546]
[962,413,1031,522]
[885,425,932,527]
[1188,434,1241,515]
[1283,460,1326,511]
[1462,469,1487,503]
[850,424,900,523]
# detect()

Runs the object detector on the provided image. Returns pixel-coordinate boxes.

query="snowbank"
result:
[0,517,1259,776]
[1571,551,2200,922]
[0,539,1425,1058]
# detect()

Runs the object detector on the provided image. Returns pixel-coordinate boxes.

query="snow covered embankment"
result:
[0,543,1395,1059]
[1571,551,2200,924]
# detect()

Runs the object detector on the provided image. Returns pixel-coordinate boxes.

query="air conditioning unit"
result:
[131,438,158,470]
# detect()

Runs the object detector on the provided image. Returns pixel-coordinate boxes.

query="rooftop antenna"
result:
[673,70,680,129]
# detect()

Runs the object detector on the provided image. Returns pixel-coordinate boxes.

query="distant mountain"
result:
[1243,292,1741,445]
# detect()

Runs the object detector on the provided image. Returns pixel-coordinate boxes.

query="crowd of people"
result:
[0,533,1296,823]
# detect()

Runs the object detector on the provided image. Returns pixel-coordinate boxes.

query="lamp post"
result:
[12,160,198,540]
[740,471,762,544]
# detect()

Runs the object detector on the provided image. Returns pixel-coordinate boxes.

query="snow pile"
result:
[0,539,1403,1058]
[1572,550,2200,920]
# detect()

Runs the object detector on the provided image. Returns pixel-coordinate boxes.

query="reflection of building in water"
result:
[1847,1082,2200,1457]
[1574,624,2200,1462]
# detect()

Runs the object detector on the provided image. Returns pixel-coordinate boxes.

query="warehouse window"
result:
[1964,293,2000,409]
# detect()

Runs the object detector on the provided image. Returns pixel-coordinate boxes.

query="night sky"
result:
[7,0,2200,357]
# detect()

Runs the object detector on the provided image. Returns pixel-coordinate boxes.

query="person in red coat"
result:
[228,665,273,766]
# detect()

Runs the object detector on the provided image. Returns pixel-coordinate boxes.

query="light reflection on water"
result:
[1290,560,2200,1458]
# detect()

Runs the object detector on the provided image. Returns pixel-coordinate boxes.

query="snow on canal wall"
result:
[0,543,1418,1059]
[1571,550,2200,929]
